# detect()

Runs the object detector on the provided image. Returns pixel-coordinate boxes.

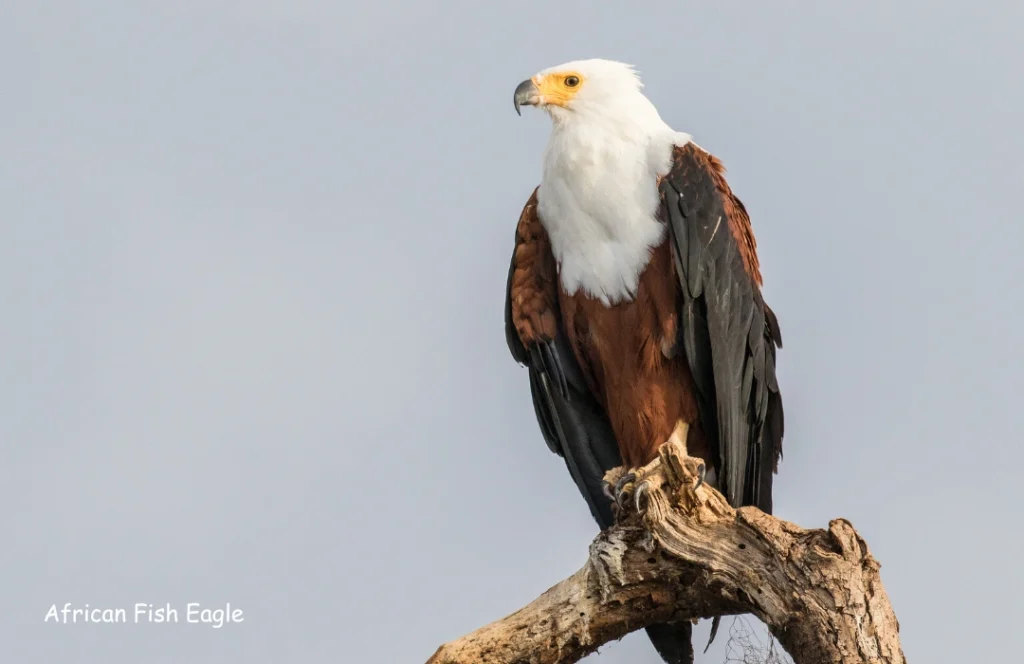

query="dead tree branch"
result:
[426,440,906,664]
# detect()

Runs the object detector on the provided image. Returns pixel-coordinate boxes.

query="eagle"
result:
[504,60,784,663]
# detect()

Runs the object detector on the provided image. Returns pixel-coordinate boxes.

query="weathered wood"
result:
[426,440,905,664]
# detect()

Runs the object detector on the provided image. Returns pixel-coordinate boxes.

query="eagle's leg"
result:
[632,420,705,515]
[663,419,705,488]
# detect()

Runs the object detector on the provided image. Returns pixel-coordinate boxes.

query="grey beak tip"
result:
[513,78,537,117]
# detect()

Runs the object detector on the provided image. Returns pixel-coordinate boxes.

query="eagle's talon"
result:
[614,471,636,497]
[694,462,706,490]
[616,490,632,515]
[613,471,637,513]
[634,481,650,514]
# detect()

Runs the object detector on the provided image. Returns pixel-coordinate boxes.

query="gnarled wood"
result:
[426,441,905,664]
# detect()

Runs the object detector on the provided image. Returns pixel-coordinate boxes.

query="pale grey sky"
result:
[2,1,1022,662]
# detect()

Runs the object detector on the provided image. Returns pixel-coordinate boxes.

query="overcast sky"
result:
[2,1,1022,662]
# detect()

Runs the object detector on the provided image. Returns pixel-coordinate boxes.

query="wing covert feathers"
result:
[507,189,560,352]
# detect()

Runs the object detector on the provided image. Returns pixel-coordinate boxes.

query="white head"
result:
[513,59,667,131]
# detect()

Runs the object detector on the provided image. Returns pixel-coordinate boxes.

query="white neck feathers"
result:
[536,103,690,306]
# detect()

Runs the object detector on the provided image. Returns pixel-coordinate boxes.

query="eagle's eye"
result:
[564,75,580,87]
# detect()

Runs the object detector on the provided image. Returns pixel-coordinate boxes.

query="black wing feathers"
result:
[504,250,621,527]
[661,146,783,514]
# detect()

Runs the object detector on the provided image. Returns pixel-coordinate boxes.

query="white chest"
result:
[536,128,685,306]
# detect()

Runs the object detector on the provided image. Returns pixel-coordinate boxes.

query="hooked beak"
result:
[513,78,540,116]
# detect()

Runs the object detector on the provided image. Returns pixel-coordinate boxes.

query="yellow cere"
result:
[533,72,585,108]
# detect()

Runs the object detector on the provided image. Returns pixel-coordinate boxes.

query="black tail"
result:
[647,622,695,664]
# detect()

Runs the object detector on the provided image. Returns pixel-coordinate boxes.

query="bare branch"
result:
[426,440,906,664]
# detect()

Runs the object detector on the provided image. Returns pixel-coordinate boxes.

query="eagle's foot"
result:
[603,420,706,519]
[637,464,705,506]
[664,420,706,492]
[604,469,657,517]
[603,471,639,519]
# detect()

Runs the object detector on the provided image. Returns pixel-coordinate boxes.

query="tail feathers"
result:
[646,622,694,664]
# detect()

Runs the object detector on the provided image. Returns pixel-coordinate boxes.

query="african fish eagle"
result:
[504,59,785,664]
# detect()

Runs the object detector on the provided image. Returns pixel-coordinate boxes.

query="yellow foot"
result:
[602,420,704,518]
[664,420,707,489]
[666,419,689,451]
